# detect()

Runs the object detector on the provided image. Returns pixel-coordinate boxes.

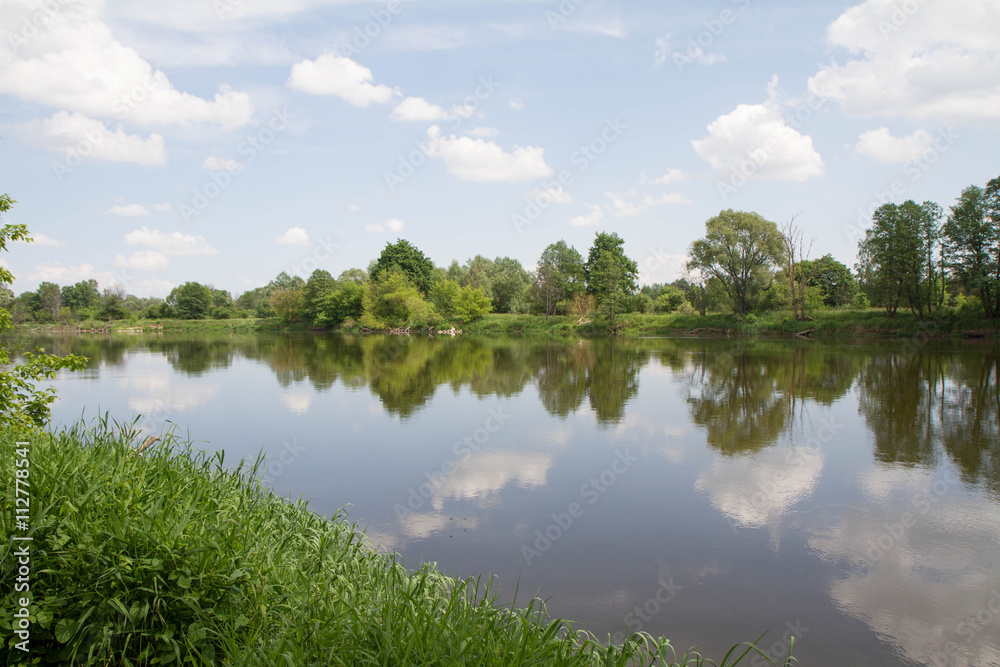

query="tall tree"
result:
[535,240,586,319]
[169,282,212,320]
[798,254,858,308]
[585,232,638,329]
[37,281,61,321]
[942,185,996,317]
[61,279,100,313]
[370,239,435,295]
[302,269,336,324]
[687,209,784,315]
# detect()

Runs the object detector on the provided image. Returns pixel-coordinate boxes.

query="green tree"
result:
[858,200,938,318]
[302,269,337,324]
[0,195,87,429]
[487,257,532,314]
[170,282,213,320]
[535,241,586,319]
[798,254,859,308]
[338,268,368,284]
[318,280,364,327]
[99,285,130,321]
[270,287,304,323]
[61,279,100,313]
[687,210,784,315]
[454,285,492,322]
[429,278,461,315]
[943,184,998,318]
[37,281,61,321]
[370,239,435,295]
[360,266,436,329]
[583,233,638,329]
[655,285,686,313]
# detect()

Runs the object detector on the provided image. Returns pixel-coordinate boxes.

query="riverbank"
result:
[0,423,787,665]
[16,308,1000,339]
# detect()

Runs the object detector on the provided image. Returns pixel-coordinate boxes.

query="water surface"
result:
[19,332,1000,666]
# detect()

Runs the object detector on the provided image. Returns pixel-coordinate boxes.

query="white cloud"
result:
[693,81,825,182]
[569,203,604,227]
[202,156,244,172]
[389,96,476,122]
[114,250,169,272]
[0,1,253,130]
[526,185,572,205]
[19,112,166,166]
[288,54,396,107]
[277,227,310,245]
[808,0,1000,125]
[108,204,151,217]
[365,218,405,234]
[424,125,552,183]
[124,227,219,256]
[509,99,525,111]
[854,127,935,162]
[31,262,113,286]
[605,192,692,218]
[30,233,64,247]
[644,168,688,185]
[466,127,499,138]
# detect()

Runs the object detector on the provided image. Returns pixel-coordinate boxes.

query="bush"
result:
[454,286,492,322]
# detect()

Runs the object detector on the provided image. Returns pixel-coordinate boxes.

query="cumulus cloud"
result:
[19,112,166,166]
[31,262,113,286]
[424,126,552,183]
[854,127,935,162]
[604,190,692,218]
[277,227,310,245]
[643,169,688,185]
[288,54,396,107]
[808,0,1000,125]
[107,204,151,217]
[30,233,64,247]
[693,80,825,182]
[0,0,253,131]
[202,156,244,172]
[365,218,405,234]
[113,250,169,272]
[569,204,604,227]
[124,227,219,256]
[390,97,476,122]
[525,185,572,205]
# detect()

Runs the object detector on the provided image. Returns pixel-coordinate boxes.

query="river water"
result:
[19,332,1000,666]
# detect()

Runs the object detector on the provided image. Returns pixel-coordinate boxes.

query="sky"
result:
[0,0,998,299]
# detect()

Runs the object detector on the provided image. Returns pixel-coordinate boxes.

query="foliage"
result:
[360,267,437,329]
[169,282,213,320]
[453,285,492,322]
[318,281,364,328]
[301,269,337,324]
[584,233,638,329]
[798,254,858,308]
[268,287,304,324]
[60,280,100,313]
[429,278,462,315]
[687,209,784,315]
[535,240,586,319]
[370,239,435,295]
[942,184,999,318]
[569,293,596,320]
[0,195,88,429]
[655,286,686,313]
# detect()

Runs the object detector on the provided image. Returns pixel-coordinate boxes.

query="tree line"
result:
[6,171,1000,329]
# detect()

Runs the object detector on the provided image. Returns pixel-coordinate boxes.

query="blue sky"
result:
[1,0,998,298]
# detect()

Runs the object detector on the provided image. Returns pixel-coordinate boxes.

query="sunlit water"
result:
[17,332,1000,666]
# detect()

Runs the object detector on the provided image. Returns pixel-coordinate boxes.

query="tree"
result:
[338,268,368,284]
[0,194,87,429]
[302,269,336,324]
[798,254,858,308]
[535,241,586,319]
[100,284,130,321]
[487,256,532,314]
[37,281,61,321]
[61,279,100,313]
[584,232,638,329]
[779,216,811,320]
[655,286,686,313]
[170,282,213,320]
[454,286,492,322]
[858,200,938,318]
[360,266,436,329]
[943,184,999,318]
[318,281,364,327]
[688,210,784,315]
[370,239,435,295]
[429,278,461,315]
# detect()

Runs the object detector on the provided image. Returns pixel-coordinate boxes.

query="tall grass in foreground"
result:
[0,421,794,666]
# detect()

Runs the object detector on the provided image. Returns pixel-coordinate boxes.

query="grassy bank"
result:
[18,308,997,339]
[0,423,789,666]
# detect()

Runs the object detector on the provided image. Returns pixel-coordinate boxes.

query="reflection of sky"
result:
[809,465,1000,666]
[695,446,824,530]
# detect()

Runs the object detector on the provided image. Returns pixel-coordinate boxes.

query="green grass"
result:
[1,421,794,666]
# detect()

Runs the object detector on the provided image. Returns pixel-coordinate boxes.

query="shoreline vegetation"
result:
[0,421,793,666]
[17,308,1000,339]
